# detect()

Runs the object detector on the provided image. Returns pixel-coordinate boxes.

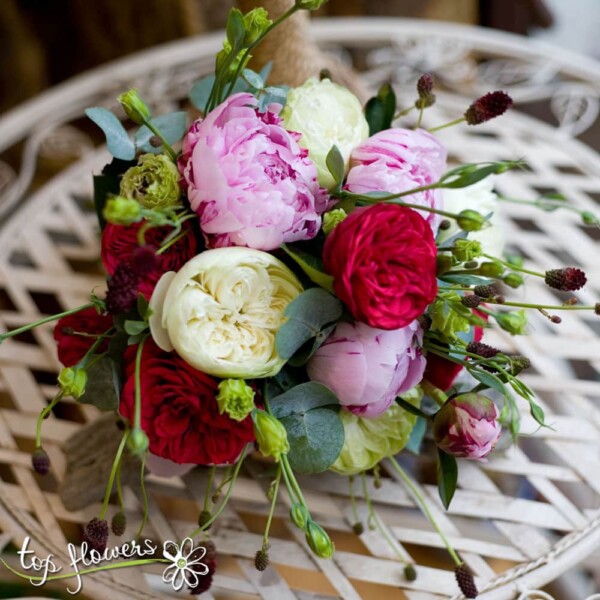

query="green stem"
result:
[395,105,415,119]
[76,328,114,369]
[263,465,282,547]
[100,431,130,520]
[188,446,248,537]
[482,254,544,278]
[116,459,125,511]
[35,393,63,448]
[156,228,190,255]
[0,302,95,344]
[133,336,149,433]
[485,299,597,311]
[415,100,425,129]
[428,117,466,133]
[135,452,148,541]
[388,457,461,566]
[203,466,216,511]
[421,381,448,406]
[348,476,360,524]
[281,455,308,508]
[143,121,177,162]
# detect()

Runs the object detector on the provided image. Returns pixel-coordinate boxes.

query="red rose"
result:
[54,307,113,366]
[119,340,254,465]
[101,220,199,298]
[323,204,437,330]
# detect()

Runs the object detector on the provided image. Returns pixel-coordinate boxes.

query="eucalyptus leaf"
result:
[79,356,119,410]
[85,107,135,161]
[135,112,187,153]
[189,74,216,111]
[440,274,496,286]
[437,449,458,509]
[259,61,273,83]
[257,86,289,111]
[281,244,334,292]
[405,416,427,455]
[270,382,339,418]
[281,408,344,473]
[242,68,264,90]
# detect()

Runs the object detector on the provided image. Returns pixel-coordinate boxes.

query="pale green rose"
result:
[331,390,422,475]
[322,208,347,235]
[120,154,180,210]
[148,247,303,378]
[281,78,369,190]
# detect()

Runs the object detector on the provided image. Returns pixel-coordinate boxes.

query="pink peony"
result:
[345,128,447,232]
[432,393,501,461]
[306,320,425,418]
[179,93,328,251]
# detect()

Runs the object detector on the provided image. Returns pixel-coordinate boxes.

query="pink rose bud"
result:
[432,393,501,461]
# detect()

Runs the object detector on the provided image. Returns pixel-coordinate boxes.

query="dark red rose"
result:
[101,220,199,298]
[323,204,437,330]
[119,340,254,465]
[54,307,113,366]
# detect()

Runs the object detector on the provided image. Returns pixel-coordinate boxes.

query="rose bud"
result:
[432,393,501,461]
[252,410,289,461]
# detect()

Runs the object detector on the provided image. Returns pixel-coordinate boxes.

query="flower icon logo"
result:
[162,538,208,591]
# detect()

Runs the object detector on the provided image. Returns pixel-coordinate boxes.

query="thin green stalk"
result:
[482,254,544,278]
[415,100,425,129]
[263,465,282,547]
[281,455,308,508]
[116,460,125,511]
[35,393,63,448]
[188,445,248,538]
[0,302,95,344]
[428,117,466,133]
[133,336,149,433]
[156,228,190,255]
[394,105,415,119]
[203,466,216,511]
[100,431,130,520]
[348,477,360,524]
[388,457,461,566]
[484,299,597,311]
[135,452,149,541]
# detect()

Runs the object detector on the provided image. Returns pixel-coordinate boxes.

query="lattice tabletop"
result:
[0,18,599,600]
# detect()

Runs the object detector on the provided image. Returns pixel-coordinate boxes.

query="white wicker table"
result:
[0,18,599,600]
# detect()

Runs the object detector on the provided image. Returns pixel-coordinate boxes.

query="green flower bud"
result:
[456,209,486,232]
[128,428,149,456]
[216,379,255,421]
[216,41,248,78]
[58,367,87,399]
[503,272,524,288]
[493,309,528,335]
[243,8,272,46]
[103,196,143,226]
[428,292,471,340]
[295,0,328,10]
[582,211,599,226]
[252,409,289,461]
[478,262,504,278]
[436,254,453,276]
[305,520,334,559]
[117,89,151,125]
[290,503,310,529]
[322,208,347,235]
[120,154,180,210]
[452,239,482,263]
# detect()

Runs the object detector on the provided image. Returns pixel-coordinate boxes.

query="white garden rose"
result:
[438,176,505,259]
[281,78,369,190]
[149,247,303,378]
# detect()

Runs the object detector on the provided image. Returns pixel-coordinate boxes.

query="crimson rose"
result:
[54,307,113,366]
[119,340,254,465]
[323,204,437,329]
[101,220,199,298]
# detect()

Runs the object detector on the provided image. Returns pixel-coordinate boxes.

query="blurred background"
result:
[3,0,597,114]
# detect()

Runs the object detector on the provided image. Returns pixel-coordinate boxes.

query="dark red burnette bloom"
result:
[54,307,114,367]
[82,518,109,555]
[544,267,587,291]
[189,541,217,595]
[455,563,478,598]
[32,447,50,475]
[464,91,513,125]
[416,73,436,107]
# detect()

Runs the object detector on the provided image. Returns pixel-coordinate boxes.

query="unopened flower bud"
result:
[478,262,504,278]
[252,410,289,461]
[243,7,272,46]
[305,520,334,559]
[493,309,527,335]
[436,254,453,276]
[83,517,109,554]
[595,303,600,316]
[509,355,531,375]
[452,239,482,263]
[254,547,270,571]
[323,208,347,235]
[439,219,452,230]
[433,393,501,460]
[456,210,486,232]
[474,285,496,298]
[111,511,127,536]
[198,510,212,529]
[117,89,151,125]
[32,447,51,475]
[582,211,599,226]
[415,73,436,108]
[103,196,143,226]
[58,367,87,399]
[352,522,364,535]
[544,267,587,292]
[404,564,418,581]
[128,428,149,456]
[216,379,255,421]
[461,295,481,308]
[503,272,524,288]
[464,91,513,125]
[290,504,310,530]
[550,315,562,324]
[455,562,478,598]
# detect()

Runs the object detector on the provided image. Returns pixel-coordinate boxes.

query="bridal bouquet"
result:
[9,1,599,597]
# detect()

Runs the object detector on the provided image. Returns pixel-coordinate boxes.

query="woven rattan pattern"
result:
[0,21,599,600]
